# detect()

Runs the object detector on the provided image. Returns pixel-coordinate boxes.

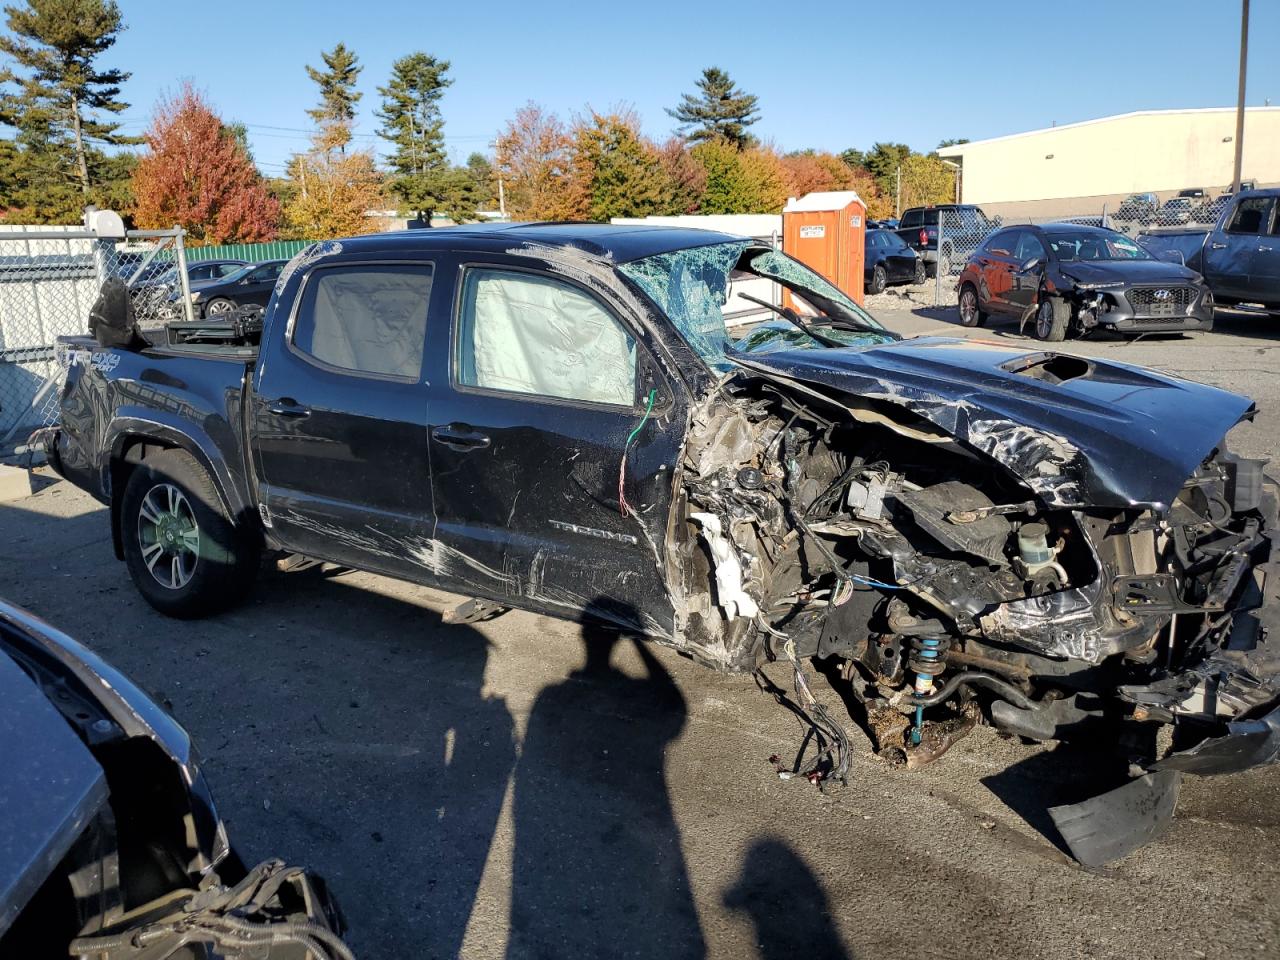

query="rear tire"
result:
[121,449,258,618]
[913,260,926,285]
[868,265,887,295]
[958,283,987,328]
[1034,297,1070,342]
[204,297,236,317]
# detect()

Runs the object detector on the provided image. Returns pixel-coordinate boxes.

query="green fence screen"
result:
[184,240,314,263]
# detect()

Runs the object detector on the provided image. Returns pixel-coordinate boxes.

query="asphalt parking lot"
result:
[3,304,1279,959]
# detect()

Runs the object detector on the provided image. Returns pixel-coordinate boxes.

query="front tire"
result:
[958,283,987,327]
[203,297,236,317]
[1034,297,1069,342]
[121,449,258,618]
[868,265,887,295]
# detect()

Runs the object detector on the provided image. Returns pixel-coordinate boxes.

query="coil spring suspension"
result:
[907,636,951,745]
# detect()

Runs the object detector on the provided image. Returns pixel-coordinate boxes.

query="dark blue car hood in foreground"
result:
[730,336,1254,509]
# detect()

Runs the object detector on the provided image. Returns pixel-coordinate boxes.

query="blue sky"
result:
[103,0,1278,176]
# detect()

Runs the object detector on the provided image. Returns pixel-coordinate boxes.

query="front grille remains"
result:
[1128,286,1195,316]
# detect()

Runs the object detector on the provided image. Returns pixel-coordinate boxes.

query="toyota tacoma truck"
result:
[45,224,1280,865]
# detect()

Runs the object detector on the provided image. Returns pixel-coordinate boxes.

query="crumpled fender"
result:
[728,337,1254,509]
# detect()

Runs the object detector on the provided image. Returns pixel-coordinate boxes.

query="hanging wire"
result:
[618,388,658,517]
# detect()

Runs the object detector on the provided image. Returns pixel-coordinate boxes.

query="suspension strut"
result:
[907,635,951,745]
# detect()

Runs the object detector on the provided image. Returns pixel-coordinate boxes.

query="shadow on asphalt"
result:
[724,837,853,960]
[505,603,706,958]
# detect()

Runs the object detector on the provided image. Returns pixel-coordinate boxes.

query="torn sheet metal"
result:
[728,337,1253,510]
[1049,771,1182,868]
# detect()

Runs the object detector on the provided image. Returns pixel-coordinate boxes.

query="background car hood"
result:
[729,336,1253,509]
[1058,259,1198,285]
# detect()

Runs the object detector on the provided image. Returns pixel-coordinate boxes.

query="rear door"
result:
[424,254,683,634]
[251,256,441,579]
[1205,196,1273,300]
[980,229,1021,314]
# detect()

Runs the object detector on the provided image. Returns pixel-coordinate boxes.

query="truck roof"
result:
[331,222,748,264]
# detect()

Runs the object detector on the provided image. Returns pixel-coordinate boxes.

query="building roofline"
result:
[937,105,1280,156]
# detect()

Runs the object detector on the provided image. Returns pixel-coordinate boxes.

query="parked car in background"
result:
[866,218,899,229]
[956,222,1213,339]
[1112,193,1159,224]
[1177,187,1208,200]
[0,600,349,958]
[1152,196,1195,226]
[185,260,288,317]
[894,204,1000,277]
[1192,193,1233,225]
[865,228,925,292]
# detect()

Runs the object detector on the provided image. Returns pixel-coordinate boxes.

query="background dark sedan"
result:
[956,222,1213,340]
[865,228,925,293]
[187,259,288,318]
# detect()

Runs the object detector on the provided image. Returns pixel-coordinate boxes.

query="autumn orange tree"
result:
[130,85,279,244]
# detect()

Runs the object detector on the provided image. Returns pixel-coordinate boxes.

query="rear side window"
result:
[900,210,921,228]
[455,268,636,407]
[984,230,1016,256]
[292,263,433,380]
[1227,197,1273,235]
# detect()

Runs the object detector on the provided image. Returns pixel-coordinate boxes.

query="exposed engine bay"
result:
[667,372,1278,861]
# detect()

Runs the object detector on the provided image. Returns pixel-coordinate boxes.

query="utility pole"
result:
[895,165,902,218]
[1231,0,1250,193]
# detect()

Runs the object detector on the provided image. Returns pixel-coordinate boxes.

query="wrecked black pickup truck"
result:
[47,224,1280,864]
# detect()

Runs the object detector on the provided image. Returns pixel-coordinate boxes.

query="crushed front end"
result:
[666,357,1278,864]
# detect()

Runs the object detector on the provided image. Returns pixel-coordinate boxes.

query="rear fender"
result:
[106,415,248,560]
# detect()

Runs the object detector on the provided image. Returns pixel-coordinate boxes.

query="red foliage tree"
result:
[131,85,279,244]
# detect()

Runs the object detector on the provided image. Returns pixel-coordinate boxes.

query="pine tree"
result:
[305,42,361,152]
[0,0,138,207]
[569,112,675,221]
[376,52,472,224]
[667,67,760,149]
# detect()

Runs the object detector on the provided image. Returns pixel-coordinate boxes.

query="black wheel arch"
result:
[108,432,249,561]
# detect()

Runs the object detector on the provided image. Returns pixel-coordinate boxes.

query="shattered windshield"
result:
[619,242,892,371]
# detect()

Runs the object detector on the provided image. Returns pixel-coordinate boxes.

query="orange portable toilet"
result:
[782,190,867,305]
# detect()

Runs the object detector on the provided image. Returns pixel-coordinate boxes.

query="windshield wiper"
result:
[736,293,849,348]
[739,293,900,343]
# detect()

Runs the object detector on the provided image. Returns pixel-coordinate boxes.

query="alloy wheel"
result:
[137,483,200,590]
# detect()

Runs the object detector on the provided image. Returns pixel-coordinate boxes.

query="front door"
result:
[251,258,441,580]
[424,257,683,636]
[1205,196,1273,301]
[1008,229,1048,317]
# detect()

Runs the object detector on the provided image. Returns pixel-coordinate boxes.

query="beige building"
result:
[939,107,1280,219]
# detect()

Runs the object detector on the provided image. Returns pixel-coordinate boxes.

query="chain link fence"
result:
[0,225,191,452]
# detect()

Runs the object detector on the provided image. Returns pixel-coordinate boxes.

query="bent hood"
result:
[1058,258,1199,285]
[729,336,1254,509]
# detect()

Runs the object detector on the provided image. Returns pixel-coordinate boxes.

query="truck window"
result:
[1226,197,1273,235]
[292,264,433,380]
[900,210,920,228]
[455,268,636,407]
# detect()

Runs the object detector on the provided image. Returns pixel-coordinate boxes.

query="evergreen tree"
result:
[376,52,472,223]
[0,0,138,208]
[569,112,674,221]
[666,67,760,149]
[305,42,361,152]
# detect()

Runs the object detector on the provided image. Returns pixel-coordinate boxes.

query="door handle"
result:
[267,398,310,418]
[1210,242,1227,249]
[432,424,491,451]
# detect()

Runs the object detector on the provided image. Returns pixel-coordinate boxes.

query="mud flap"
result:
[1048,770,1181,868]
